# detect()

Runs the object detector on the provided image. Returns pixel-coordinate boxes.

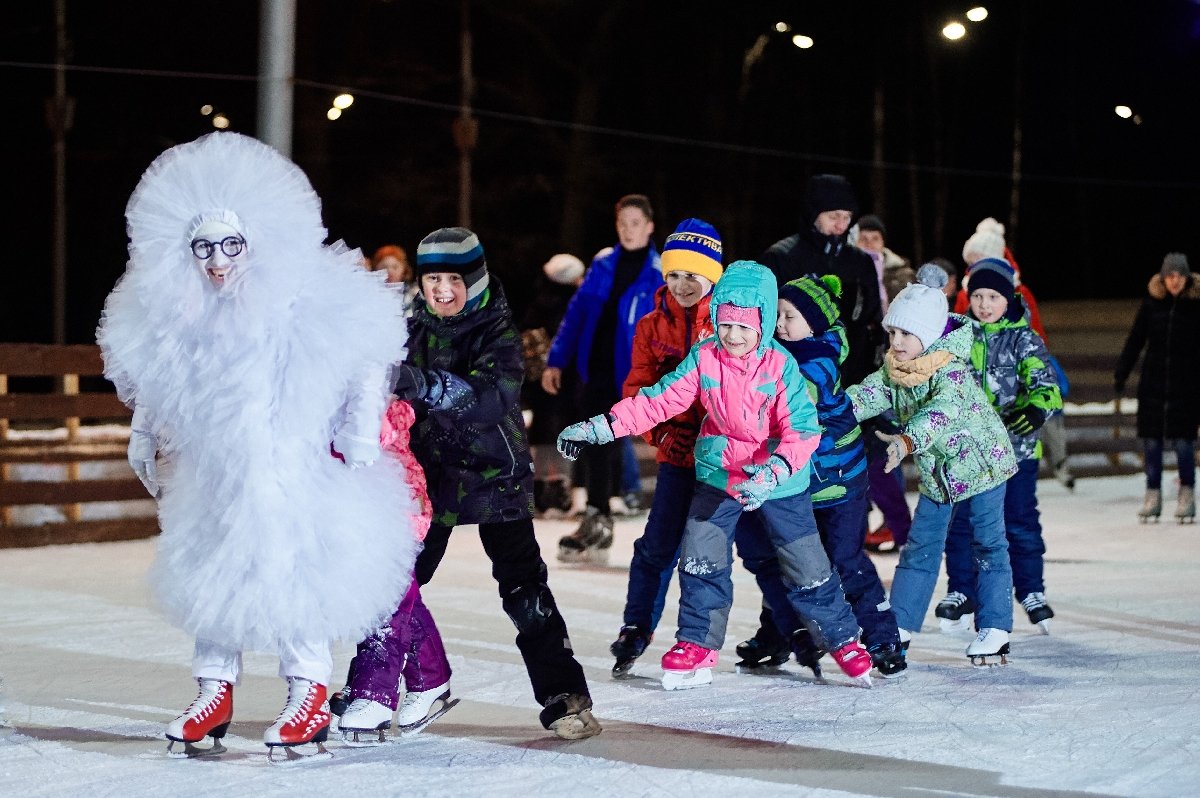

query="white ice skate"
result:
[396,683,458,737]
[339,698,394,745]
[966,628,1010,666]
[1176,486,1195,524]
[1138,489,1162,523]
[661,641,718,691]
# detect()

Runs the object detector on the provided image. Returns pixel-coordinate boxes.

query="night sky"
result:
[4,1,1199,344]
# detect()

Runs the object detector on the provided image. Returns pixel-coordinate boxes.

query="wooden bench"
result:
[0,343,158,548]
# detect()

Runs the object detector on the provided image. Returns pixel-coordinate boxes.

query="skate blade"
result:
[845,673,873,689]
[166,737,227,758]
[938,614,975,635]
[556,547,611,565]
[267,741,333,764]
[398,697,460,737]
[612,659,639,678]
[340,727,390,746]
[549,708,602,740]
[1037,619,1052,635]
[968,654,1010,667]
[734,658,788,675]
[661,668,713,691]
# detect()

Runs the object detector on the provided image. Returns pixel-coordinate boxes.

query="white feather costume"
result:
[97,132,418,652]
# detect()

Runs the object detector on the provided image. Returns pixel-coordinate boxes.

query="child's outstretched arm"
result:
[556,414,617,460]
[847,367,893,422]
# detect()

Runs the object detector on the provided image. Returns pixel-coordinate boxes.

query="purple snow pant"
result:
[344,579,451,710]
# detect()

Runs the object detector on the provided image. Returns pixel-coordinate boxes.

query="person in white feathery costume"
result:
[96,132,419,758]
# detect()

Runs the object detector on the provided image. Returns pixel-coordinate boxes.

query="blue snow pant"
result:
[621,462,694,632]
[736,491,898,653]
[890,483,1013,634]
[677,483,859,652]
[945,457,1046,603]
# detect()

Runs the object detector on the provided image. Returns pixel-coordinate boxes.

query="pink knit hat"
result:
[716,303,761,334]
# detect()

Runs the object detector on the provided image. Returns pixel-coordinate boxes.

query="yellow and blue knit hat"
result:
[778,275,842,336]
[660,218,723,285]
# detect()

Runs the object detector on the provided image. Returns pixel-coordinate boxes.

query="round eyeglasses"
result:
[191,236,246,259]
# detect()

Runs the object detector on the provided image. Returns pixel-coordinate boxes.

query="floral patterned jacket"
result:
[848,314,1017,504]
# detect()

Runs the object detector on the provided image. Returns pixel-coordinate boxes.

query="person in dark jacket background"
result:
[760,174,885,387]
[394,227,600,739]
[1114,252,1200,523]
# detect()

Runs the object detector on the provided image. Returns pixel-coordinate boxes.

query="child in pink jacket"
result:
[558,260,872,690]
[333,400,456,740]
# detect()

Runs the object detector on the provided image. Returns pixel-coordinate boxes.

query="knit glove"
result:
[127,405,159,497]
[733,455,792,511]
[556,414,616,460]
[1003,406,1047,435]
[874,430,913,473]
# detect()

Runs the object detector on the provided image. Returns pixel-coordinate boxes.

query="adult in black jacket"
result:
[1114,252,1200,522]
[760,174,885,387]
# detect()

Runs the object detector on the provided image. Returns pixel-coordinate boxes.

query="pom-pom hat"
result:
[962,217,1006,263]
[778,275,842,336]
[882,283,949,351]
[543,253,585,285]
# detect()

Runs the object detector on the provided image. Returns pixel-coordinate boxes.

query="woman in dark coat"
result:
[1114,252,1200,522]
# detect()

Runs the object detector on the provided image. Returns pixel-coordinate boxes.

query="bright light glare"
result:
[1114,105,1133,119]
[942,21,967,40]
[333,93,354,110]
[774,21,791,33]
[327,107,342,121]
[200,104,214,116]
[211,114,230,130]
[792,34,814,49]
[966,7,988,22]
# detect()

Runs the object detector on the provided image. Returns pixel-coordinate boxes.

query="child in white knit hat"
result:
[846,283,1019,665]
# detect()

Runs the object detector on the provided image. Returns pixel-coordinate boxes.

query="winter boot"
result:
[557,508,614,564]
[263,677,331,753]
[1138,488,1162,523]
[661,641,719,690]
[395,682,457,736]
[609,624,652,676]
[1176,485,1195,524]
[339,699,394,744]
[1020,591,1055,634]
[966,628,1010,666]
[165,678,233,757]
[935,591,976,633]
[830,641,873,687]
[867,641,908,678]
[539,693,602,740]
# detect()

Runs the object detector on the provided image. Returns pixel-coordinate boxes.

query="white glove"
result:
[127,405,159,497]
[332,428,381,469]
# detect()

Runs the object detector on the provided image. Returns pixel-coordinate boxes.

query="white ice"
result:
[2,472,1198,797]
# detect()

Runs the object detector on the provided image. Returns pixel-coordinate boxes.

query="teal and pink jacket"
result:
[606,260,820,500]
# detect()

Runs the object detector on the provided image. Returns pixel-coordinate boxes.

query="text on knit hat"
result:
[661,217,723,285]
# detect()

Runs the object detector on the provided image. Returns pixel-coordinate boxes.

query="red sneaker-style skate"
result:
[165,678,233,757]
[264,677,332,760]
[831,641,873,687]
[661,641,719,691]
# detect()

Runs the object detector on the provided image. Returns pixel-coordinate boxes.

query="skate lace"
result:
[398,691,425,713]
[344,698,374,717]
[972,628,994,644]
[1020,592,1047,612]
[938,591,969,609]
[274,679,315,725]
[184,680,227,720]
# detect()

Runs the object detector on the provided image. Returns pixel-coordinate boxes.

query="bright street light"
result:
[326,107,342,121]
[792,34,814,49]
[333,93,354,110]
[942,21,967,40]
[774,22,791,33]
[1114,105,1132,119]
[967,7,988,22]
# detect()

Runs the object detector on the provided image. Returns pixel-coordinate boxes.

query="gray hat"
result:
[1161,252,1190,278]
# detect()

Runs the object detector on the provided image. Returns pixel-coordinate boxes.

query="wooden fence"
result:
[0,343,157,548]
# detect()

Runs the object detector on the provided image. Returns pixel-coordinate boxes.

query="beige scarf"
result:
[885,349,953,387]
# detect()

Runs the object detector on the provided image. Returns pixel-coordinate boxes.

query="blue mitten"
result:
[733,455,791,511]
[556,414,616,460]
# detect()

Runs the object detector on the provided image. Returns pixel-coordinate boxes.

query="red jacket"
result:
[622,284,713,467]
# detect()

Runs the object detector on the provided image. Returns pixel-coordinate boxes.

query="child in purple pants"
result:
[335,400,456,740]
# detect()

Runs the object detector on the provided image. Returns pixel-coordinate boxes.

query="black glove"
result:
[392,364,430,402]
[1003,406,1047,435]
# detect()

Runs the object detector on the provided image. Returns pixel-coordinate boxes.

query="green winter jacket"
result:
[848,314,1018,503]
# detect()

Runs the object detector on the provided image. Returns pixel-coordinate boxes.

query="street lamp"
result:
[942,21,967,40]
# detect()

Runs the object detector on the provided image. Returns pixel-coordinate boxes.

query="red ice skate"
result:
[660,641,719,691]
[264,677,332,760]
[831,641,873,687]
[165,678,233,757]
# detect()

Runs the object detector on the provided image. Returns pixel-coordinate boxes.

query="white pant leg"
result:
[192,639,242,685]
[278,638,333,686]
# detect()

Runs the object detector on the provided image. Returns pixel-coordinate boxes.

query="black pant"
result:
[416,518,590,706]
[578,388,617,514]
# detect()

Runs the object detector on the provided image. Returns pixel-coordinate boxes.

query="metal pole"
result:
[453,0,477,228]
[257,0,296,156]
[48,0,74,344]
